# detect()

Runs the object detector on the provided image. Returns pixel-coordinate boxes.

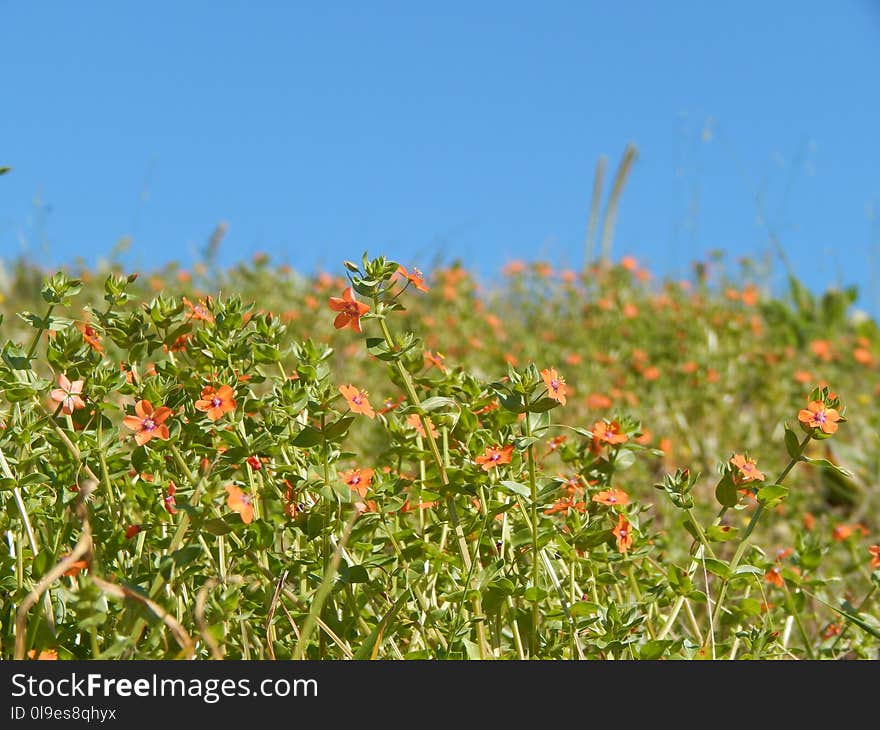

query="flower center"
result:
[490,453,501,462]
[211,396,222,408]
[352,395,362,405]
[814,410,827,424]
[350,475,361,485]
[551,379,559,390]
[142,418,156,431]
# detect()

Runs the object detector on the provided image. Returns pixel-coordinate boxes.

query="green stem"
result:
[523,402,540,657]
[703,433,811,650]
[25,304,55,361]
[376,314,489,658]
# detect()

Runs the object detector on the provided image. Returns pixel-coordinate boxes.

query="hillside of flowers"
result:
[1,250,878,660]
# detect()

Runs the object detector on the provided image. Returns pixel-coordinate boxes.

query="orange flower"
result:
[27,649,58,660]
[122,400,172,446]
[764,566,784,588]
[50,373,86,414]
[869,545,880,569]
[397,265,429,292]
[63,558,89,577]
[592,488,630,507]
[832,524,854,542]
[591,420,628,450]
[79,322,104,352]
[163,481,177,514]
[183,296,214,322]
[620,256,638,271]
[730,454,765,484]
[406,412,438,438]
[545,435,566,455]
[612,513,633,553]
[339,467,374,498]
[125,524,142,539]
[195,384,237,421]
[328,287,370,333]
[475,444,514,471]
[424,350,446,372]
[540,368,568,405]
[339,384,375,418]
[225,485,254,524]
[399,499,438,513]
[544,498,585,515]
[798,400,841,435]
[803,512,815,531]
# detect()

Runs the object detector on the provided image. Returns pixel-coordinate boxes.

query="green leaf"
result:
[0,167,10,175]
[639,639,674,660]
[353,583,417,660]
[323,416,354,441]
[171,545,202,567]
[800,456,853,478]
[523,586,548,602]
[784,425,802,460]
[202,518,234,536]
[702,558,731,579]
[528,397,559,413]
[706,524,739,542]
[732,565,764,577]
[756,484,789,507]
[292,426,323,448]
[499,480,532,499]
[714,473,738,508]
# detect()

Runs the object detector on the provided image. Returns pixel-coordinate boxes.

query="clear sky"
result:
[2,2,879,308]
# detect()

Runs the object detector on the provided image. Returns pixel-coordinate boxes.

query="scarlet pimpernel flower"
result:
[612,513,633,553]
[339,468,374,498]
[328,287,370,333]
[798,399,842,436]
[183,296,214,323]
[123,400,172,446]
[869,545,880,569]
[730,453,765,484]
[339,384,375,418]
[475,444,514,471]
[592,488,630,507]
[50,373,86,414]
[591,420,628,450]
[540,367,567,405]
[225,485,254,524]
[396,265,429,292]
[195,384,237,421]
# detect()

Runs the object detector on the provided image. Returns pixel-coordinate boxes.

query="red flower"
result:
[764,566,784,588]
[475,444,514,471]
[328,287,370,333]
[122,400,172,446]
[125,525,142,539]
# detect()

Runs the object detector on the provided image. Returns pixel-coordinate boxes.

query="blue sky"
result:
[2,2,879,307]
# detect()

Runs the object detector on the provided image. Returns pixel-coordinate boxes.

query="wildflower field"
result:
[1,250,878,661]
